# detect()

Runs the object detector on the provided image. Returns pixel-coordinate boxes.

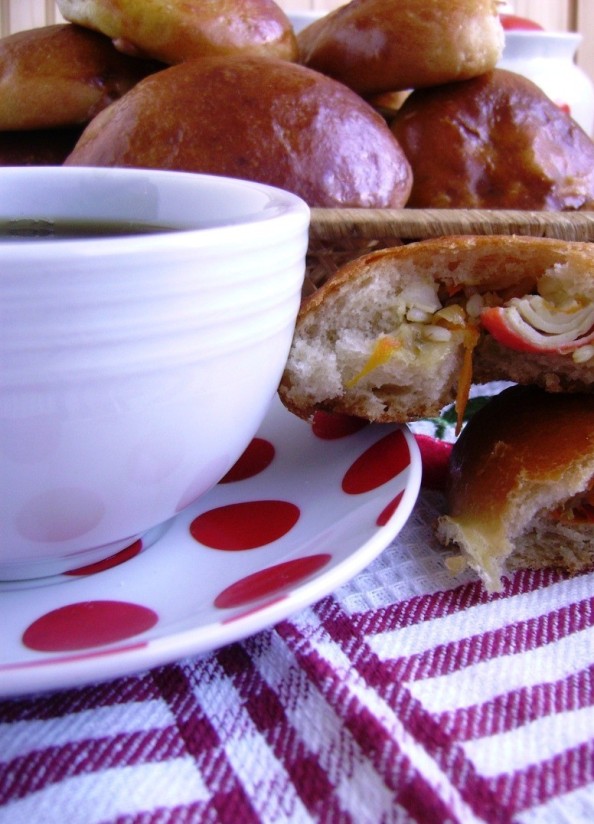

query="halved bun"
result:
[436,385,594,592]
[278,235,594,423]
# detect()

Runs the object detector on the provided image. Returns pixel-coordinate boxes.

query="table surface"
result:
[1,389,593,824]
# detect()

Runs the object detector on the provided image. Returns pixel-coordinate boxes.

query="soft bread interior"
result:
[283,261,467,421]
[512,515,594,575]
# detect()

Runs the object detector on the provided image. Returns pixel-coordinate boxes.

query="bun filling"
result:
[279,237,594,426]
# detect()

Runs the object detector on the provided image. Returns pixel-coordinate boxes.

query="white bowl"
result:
[0,166,309,581]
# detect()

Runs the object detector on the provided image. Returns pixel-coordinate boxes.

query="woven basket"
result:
[305,208,594,293]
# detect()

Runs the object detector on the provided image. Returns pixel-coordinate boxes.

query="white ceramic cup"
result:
[0,167,309,581]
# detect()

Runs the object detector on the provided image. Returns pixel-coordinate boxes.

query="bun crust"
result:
[56,0,298,64]
[436,385,594,591]
[0,24,159,130]
[298,0,503,96]
[391,69,594,210]
[278,235,594,422]
[65,56,413,209]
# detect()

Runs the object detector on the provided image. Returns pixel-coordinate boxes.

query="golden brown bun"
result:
[390,69,594,210]
[56,0,298,64]
[65,56,413,209]
[278,235,594,423]
[0,127,83,165]
[436,385,594,592]
[298,0,503,96]
[0,24,160,130]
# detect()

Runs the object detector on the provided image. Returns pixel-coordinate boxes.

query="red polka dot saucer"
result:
[0,396,421,698]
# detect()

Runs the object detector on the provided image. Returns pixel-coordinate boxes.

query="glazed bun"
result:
[65,56,413,209]
[278,235,594,424]
[0,24,159,130]
[298,0,503,96]
[56,0,297,64]
[436,385,594,592]
[390,69,594,210]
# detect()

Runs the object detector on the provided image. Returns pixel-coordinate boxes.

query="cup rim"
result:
[0,166,310,253]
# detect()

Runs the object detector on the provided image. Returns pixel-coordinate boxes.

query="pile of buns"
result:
[2,0,594,210]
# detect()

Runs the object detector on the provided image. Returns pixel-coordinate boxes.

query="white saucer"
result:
[0,396,421,698]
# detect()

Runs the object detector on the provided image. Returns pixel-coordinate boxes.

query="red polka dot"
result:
[414,434,453,490]
[190,500,300,550]
[312,411,367,440]
[214,554,331,608]
[219,438,275,483]
[64,540,142,576]
[377,491,404,526]
[222,595,287,623]
[342,429,410,494]
[22,600,158,652]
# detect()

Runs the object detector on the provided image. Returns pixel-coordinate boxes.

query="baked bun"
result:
[298,0,503,96]
[278,235,594,424]
[0,127,83,165]
[436,385,594,592]
[390,69,594,210]
[56,0,297,64]
[65,56,413,209]
[0,24,159,130]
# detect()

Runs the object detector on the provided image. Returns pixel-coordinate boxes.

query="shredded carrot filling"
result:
[454,324,480,435]
[432,310,479,435]
[343,303,479,430]
[345,336,401,388]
